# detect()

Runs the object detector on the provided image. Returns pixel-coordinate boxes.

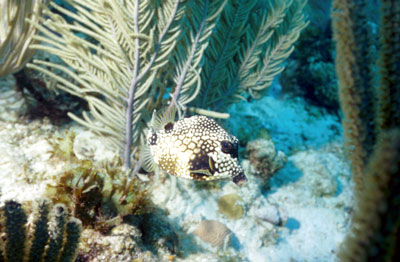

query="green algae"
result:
[217,194,244,220]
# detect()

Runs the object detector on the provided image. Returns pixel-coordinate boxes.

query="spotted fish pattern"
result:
[142,110,247,186]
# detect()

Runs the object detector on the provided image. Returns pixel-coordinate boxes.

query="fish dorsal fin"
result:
[151,107,177,132]
[139,141,157,172]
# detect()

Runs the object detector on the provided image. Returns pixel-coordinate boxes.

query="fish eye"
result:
[221,140,239,158]
[220,140,233,153]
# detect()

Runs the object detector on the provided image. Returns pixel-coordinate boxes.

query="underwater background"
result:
[1,0,399,262]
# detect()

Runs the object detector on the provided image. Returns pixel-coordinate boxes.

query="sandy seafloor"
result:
[0,75,353,262]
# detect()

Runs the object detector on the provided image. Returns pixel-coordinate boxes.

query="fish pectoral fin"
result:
[139,141,156,172]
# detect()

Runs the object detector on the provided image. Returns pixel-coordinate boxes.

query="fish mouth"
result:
[233,171,247,186]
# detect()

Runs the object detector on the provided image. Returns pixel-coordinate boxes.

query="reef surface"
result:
[0,75,352,262]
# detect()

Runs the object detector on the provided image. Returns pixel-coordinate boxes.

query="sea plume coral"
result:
[27,0,308,169]
[0,0,46,76]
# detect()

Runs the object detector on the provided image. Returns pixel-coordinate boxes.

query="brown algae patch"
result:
[218,193,244,220]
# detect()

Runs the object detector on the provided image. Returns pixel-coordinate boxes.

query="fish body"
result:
[142,109,247,186]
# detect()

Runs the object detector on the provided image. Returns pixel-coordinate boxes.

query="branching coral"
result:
[197,0,309,111]
[0,0,46,76]
[27,0,308,169]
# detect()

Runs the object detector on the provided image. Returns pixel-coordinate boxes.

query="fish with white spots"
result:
[141,108,247,186]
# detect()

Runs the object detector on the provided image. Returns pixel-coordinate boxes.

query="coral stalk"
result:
[376,0,400,132]
[332,0,376,192]
[124,0,141,169]
[337,129,400,262]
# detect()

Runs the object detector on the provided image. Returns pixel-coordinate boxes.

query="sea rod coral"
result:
[0,199,81,262]
[332,0,400,260]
